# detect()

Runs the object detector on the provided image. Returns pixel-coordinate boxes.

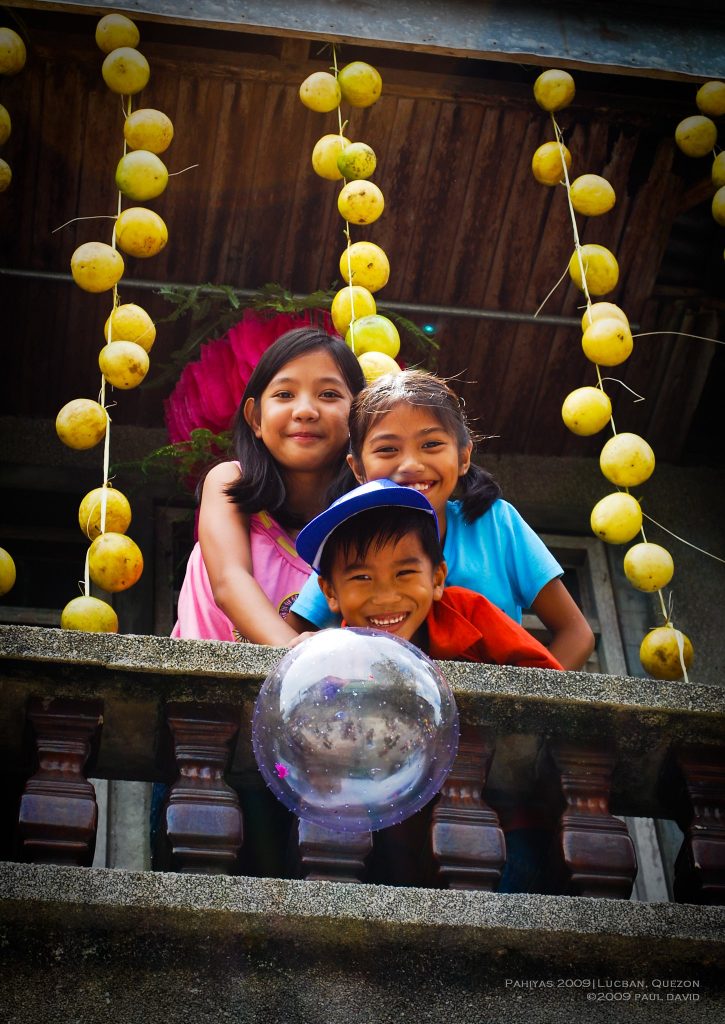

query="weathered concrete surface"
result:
[0,862,723,1024]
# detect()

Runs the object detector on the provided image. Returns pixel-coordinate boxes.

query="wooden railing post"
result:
[430,725,506,890]
[17,697,103,866]
[296,819,373,882]
[673,744,725,905]
[161,703,243,875]
[549,740,637,899]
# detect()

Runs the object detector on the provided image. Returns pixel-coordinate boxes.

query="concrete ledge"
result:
[1,863,723,1024]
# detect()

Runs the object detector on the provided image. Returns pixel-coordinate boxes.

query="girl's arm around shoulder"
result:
[530,578,595,670]
[197,461,298,645]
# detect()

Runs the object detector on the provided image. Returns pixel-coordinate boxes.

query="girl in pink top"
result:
[172,327,365,644]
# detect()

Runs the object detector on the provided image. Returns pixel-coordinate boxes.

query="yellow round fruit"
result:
[640,625,693,681]
[675,115,717,158]
[115,207,168,258]
[712,152,725,189]
[581,301,629,332]
[590,492,642,544]
[340,241,389,293]
[311,133,350,180]
[0,27,26,75]
[124,108,174,154]
[712,186,725,227]
[569,244,619,296]
[569,174,616,216]
[78,486,132,540]
[623,543,674,593]
[337,61,382,108]
[61,595,119,633]
[115,150,168,201]
[105,303,156,351]
[56,399,108,450]
[99,340,149,389]
[531,141,572,186]
[358,351,401,384]
[331,285,376,336]
[346,314,400,359]
[337,141,377,181]
[533,69,575,111]
[338,179,384,225]
[70,241,124,293]
[600,432,655,487]
[0,103,11,145]
[102,47,150,95]
[0,547,16,596]
[582,317,633,366]
[696,80,725,118]
[0,157,11,192]
[95,14,139,54]
[299,71,341,112]
[88,533,143,592]
[561,386,612,436]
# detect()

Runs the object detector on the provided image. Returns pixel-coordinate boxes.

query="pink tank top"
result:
[171,507,312,643]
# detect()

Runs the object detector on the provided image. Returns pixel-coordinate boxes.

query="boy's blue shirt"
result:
[291,497,562,628]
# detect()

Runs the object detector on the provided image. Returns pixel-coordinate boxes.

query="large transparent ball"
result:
[252,628,459,833]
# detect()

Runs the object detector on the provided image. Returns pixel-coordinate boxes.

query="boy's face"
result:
[319,532,446,643]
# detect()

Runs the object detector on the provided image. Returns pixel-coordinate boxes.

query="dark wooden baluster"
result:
[296,819,373,882]
[17,698,103,866]
[162,703,243,874]
[673,745,725,905]
[430,725,505,890]
[549,740,637,898]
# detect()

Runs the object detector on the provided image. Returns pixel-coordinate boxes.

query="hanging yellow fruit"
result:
[0,27,26,75]
[339,241,390,292]
[95,14,139,54]
[337,142,377,181]
[331,285,376,336]
[124,108,174,154]
[61,595,119,633]
[674,115,717,158]
[623,543,674,592]
[695,80,725,118]
[712,152,725,189]
[299,72,341,112]
[581,301,629,332]
[533,69,575,111]
[712,187,725,227]
[78,486,132,540]
[102,47,150,95]
[561,386,612,436]
[590,492,642,544]
[115,207,168,257]
[600,432,655,487]
[115,150,168,201]
[71,241,124,292]
[582,316,633,366]
[531,141,572,185]
[337,62,382,107]
[312,134,350,180]
[56,399,108,450]
[338,179,384,224]
[99,340,150,389]
[0,157,11,192]
[0,103,11,145]
[640,625,693,680]
[569,174,616,216]
[105,303,156,351]
[88,533,143,592]
[345,315,400,358]
[569,244,619,295]
[0,546,16,596]
[358,351,401,384]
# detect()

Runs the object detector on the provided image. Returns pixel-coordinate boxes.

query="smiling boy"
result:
[295,479,563,669]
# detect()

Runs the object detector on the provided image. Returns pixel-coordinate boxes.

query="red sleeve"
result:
[452,588,563,670]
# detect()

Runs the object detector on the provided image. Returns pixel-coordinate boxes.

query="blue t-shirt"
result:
[290,498,563,628]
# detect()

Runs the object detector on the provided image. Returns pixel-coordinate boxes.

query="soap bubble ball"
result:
[252,628,459,833]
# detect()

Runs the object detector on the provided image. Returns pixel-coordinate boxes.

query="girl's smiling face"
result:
[245,349,353,474]
[350,403,472,531]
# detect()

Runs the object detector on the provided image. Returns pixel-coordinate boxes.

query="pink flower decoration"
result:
[274,762,289,779]
[164,309,337,443]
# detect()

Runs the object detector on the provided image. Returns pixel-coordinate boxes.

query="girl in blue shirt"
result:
[290,369,594,669]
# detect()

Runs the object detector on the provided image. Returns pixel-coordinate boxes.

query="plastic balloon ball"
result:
[252,628,459,833]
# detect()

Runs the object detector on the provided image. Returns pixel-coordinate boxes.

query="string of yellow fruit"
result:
[532,68,693,681]
[673,80,725,242]
[299,49,401,383]
[57,12,175,634]
[0,27,28,597]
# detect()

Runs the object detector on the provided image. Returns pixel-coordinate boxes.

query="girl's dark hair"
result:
[318,506,443,581]
[348,369,502,523]
[223,327,365,528]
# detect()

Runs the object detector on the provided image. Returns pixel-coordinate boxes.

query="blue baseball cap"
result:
[296,479,439,573]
